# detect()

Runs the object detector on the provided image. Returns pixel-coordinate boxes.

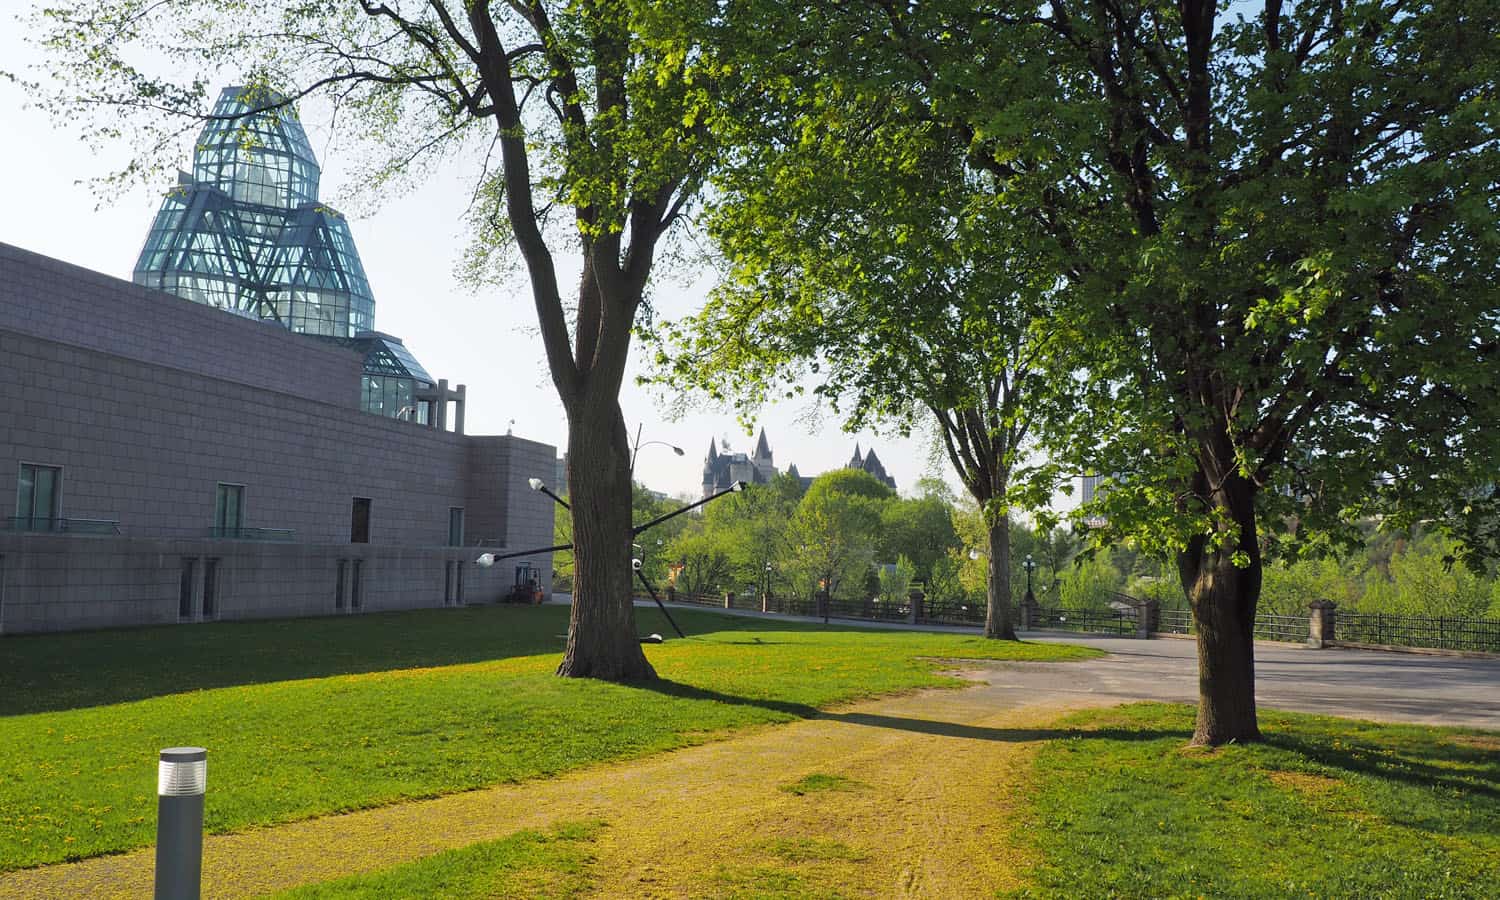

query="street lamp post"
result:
[1021,554,1039,631]
[628,422,684,478]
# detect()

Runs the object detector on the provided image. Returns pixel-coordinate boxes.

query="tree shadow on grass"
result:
[1265,730,1500,808]
[1,605,816,716]
[637,679,1182,744]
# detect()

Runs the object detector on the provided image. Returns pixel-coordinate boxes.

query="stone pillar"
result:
[815,590,830,622]
[761,591,773,614]
[454,384,467,435]
[1308,600,1337,649]
[435,378,449,431]
[908,588,924,625]
[723,591,735,610]
[665,586,676,605]
[1019,590,1040,631]
[1137,598,1160,639]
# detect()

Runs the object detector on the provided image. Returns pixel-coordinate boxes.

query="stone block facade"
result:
[0,243,555,634]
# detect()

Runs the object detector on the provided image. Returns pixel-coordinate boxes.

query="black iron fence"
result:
[1337,612,1500,653]
[1032,607,1137,635]
[1254,613,1310,643]
[650,590,1500,655]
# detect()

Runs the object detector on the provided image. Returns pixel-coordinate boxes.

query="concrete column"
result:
[907,588,924,624]
[723,591,734,610]
[1019,590,1040,631]
[665,586,676,605]
[761,591,773,613]
[1308,600,1337,648]
[435,379,449,431]
[1137,598,1160,639]
[454,384,466,436]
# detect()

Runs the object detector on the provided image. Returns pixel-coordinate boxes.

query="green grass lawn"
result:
[1006,703,1500,899]
[0,604,1095,870]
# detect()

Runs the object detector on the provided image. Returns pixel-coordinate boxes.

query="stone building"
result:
[700,430,899,498]
[846,443,897,491]
[0,88,554,635]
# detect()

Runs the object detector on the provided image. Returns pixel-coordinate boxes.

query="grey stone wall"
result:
[0,242,362,407]
[0,243,554,633]
[0,533,512,634]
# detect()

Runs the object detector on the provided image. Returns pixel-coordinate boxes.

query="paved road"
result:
[591,598,1500,730]
[982,634,1500,730]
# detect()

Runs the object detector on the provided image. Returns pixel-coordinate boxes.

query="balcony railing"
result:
[208,526,297,542]
[1,516,122,535]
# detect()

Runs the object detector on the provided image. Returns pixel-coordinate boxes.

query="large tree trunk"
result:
[984,516,1017,640]
[1179,471,1261,745]
[556,398,657,681]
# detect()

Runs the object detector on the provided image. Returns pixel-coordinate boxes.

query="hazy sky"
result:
[0,7,990,502]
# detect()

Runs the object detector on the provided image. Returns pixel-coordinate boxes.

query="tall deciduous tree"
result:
[23,0,721,680]
[652,77,1064,640]
[657,0,1500,742]
[864,0,1500,743]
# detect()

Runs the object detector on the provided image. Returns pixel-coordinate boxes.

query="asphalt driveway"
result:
[1004,633,1500,729]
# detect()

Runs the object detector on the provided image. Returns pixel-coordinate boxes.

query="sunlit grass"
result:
[0,604,1096,869]
[1007,703,1500,899]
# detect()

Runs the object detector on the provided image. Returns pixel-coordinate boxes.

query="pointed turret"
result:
[754,427,772,460]
[848,443,864,467]
[707,438,719,461]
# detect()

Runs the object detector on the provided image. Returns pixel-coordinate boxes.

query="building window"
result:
[202,558,220,620]
[15,463,62,531]
[351,498,371,544]
[448,507,465,547]
[179,558,197,620]
[350,559,364,610]
[214,484,244,537]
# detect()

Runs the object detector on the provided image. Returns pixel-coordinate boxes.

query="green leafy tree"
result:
[877,497,960,582]
[664,525,735,598]
[786,472,885,600]
[878,555,917,603]
[685,0,1500,743]
[21,0,721,682]
[653,69,1066,641]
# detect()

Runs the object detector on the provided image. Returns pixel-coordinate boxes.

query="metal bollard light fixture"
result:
[155,747,207,900]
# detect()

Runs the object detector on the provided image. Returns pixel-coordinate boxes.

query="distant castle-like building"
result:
[701,429,897,498]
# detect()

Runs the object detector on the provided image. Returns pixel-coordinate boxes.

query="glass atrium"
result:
[133,85,441,422]
[133,86,376,339]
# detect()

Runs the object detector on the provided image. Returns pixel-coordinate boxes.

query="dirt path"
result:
[0,665,1107,899]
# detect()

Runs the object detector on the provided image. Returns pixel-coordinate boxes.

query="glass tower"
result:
[134,86,440,422]
[134,85,375,338]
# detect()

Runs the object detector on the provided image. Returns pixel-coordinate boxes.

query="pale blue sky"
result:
[1,3,1081,507]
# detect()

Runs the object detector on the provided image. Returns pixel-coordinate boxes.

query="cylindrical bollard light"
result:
[155,747,207,900]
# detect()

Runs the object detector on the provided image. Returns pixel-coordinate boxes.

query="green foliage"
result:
[0,605,1097,870]
[1009,704,1499,898]
[1057,555,1125,613]
[785,473,883,600]
[878,555,917,603]
[878,498,960,580]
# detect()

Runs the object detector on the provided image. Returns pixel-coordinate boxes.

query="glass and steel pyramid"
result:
[133,85,375,338]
